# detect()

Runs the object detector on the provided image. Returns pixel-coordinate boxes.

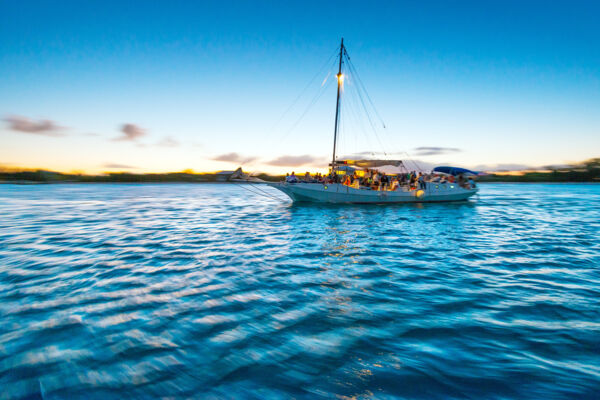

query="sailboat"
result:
[268,39,478,204]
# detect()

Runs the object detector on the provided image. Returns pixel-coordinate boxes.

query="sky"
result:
[1,0,599,174]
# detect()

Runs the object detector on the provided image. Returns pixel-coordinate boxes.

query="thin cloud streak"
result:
[472,163,536,172]
[103,163,137,169]
[4,115,65,136]
[413,147,461,156]
[266,155,325,167]
[114,123,146,141]
[157,137,180,147]
[212,152,257,164]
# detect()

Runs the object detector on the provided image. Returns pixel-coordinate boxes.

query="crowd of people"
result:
[285,169,476,191]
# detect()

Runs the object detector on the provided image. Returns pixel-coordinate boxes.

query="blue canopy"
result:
[432,166,479,176]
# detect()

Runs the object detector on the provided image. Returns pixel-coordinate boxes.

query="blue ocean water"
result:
[0,183,599,399]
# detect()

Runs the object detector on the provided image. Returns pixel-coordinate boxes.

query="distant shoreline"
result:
[1,159,598,184]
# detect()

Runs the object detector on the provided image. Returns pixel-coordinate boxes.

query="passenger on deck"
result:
[418,173,426,190]
[373,171,380,190]
[382,173,390,190]
[400,174,407,186]
[331,172,340,183]
[457,174,465,187]
[286,171,299,183]
[343,174,351,186]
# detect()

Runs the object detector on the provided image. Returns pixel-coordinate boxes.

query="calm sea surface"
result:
[0,183,599,399]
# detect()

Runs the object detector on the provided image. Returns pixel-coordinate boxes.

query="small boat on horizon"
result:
[267,39,479,204]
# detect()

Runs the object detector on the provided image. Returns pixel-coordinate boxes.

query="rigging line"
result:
[252,187,287,203]
[344,53,387,129]
[342,76,376,156]
[344,54,383,140]
[402,151,424,172]
[250,183,289,202]
[343,105,368,160]
[347,77,376,153]
[347,66,388,156]
[344,54,396,155]
[345,59,392,153]
[346,54,404,157]
[265,47,339,139]
[398,151,417,171]
[276,58,338,144]
[247,180,287,200]
[337,86,344,161]
[276,72,335,144]
[403,151,424,172]
[338,70,348,157]
[345,54,403,162]
[234,182,287,202]
[234,182,266,198]
[345,74,377,156]
[339,101,348,160]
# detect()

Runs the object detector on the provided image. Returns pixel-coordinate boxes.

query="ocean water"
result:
[0,183,599,399]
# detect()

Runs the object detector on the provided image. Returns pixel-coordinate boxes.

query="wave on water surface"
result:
[0,183,599,399]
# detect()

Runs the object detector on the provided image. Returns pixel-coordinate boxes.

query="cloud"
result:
[542,164,571,170]
[266,155,325,167]
[114,123,146,141]
[212,152,257,164]
[157,136,179,147]
[4,115,65,136]
[413,146,461,156]
[471,163,536,172]
[103,163,136,169]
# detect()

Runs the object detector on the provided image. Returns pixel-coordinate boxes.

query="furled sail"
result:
[336,159,404,168]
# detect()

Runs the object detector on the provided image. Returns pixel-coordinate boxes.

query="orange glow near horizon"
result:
[0,161,331,176]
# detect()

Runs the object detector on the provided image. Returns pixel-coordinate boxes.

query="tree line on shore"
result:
[0,170,284,183]
[1,159,598,183]
[477,158,600,182]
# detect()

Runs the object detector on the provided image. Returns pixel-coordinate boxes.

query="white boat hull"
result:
[268,182,477,203]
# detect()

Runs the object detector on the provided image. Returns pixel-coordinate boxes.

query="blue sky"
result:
[1,0,599,173]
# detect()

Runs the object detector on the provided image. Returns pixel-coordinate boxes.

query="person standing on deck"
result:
[418,173,425,190]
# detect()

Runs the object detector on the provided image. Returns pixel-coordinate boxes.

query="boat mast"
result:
[331,38,344,173]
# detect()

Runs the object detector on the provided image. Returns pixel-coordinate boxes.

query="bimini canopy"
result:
[433,166,479,176]
[336,165,357,173]
[336,159,404,168]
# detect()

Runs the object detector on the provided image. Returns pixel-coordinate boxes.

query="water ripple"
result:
[0,183,599,399]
